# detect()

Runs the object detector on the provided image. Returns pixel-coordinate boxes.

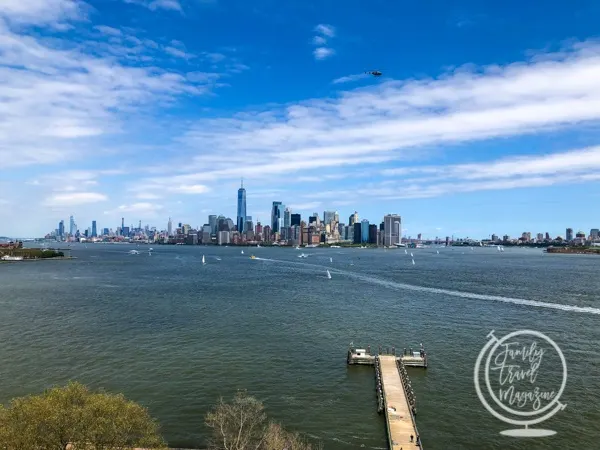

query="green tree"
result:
[0,382,166,450]
[205,391,317,450]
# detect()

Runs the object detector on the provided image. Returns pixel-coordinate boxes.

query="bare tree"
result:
[205,391,317,450]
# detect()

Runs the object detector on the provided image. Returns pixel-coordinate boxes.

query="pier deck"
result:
[379,355,420,449]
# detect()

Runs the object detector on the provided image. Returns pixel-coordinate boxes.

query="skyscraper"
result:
[324,211,337,226]
[361,219,369,243]
[168,217,173,236]
[383,214,402,247]
[91,220,97,238]
[121,217,125,236]
[271,201,284,233]
[237,178,247,233]
[69,215,75,235]
[208,215,217,235]
[566,228,573,241]
[58,220,65,238]
[349,211,359,226]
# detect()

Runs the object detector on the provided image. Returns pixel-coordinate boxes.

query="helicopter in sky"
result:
[365,70,382,77]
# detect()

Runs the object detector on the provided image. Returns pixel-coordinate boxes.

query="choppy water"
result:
[1,244,599,449]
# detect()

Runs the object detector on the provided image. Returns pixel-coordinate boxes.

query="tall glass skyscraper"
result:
[237,179,247,233]
[361,219,370,243]
[91,220,97,238]
[271,201,284,233]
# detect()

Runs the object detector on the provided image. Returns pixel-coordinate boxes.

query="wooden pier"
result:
[347,345,426,449]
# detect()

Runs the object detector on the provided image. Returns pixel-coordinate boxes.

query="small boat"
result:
[1,255,23,261]
[256,244,261,248]
[405,249,408,254]
[149,247,154,251]
[410,252,414,257]
[436,250,439,254]
[298,253,308,258]
[250,255,256,259]
[128,250,140,255]
[326,270,332,279]
[241,250,244,254]
[202,255,206,264]
[330,257,333,262]
[412,259,415,265]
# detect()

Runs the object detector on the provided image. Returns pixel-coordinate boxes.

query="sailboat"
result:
[326,270,332,279]
[405,249,408,254]
[330,257,333,262]
[202,255,206,264]
[412,259,415,265]
[410,252,414,257]
[241,250,244,254]
[436,250,439,254]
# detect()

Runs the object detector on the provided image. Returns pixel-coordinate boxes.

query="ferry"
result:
[250,255,256,259]
[1,255,23,261]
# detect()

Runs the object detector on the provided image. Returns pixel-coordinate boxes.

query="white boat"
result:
[330,257,333,262]
[1,255,23,261]
[149,247,154,251]
[304,244,319,248]
[256,244,261,248]
[412,259,415,265]
[326,270,331,279]
[202,255,206,264]
[330,245,340,248]
[298,253,308,258]
[436,250,439,254]
[295,246,300,250]
[241,250,244,254]
[405,249,408,254]
[128,250,140,255]
[410,252,414,257]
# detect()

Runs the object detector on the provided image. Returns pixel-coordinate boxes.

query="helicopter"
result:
[365,70,382,77]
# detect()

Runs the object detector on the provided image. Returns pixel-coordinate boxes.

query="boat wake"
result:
[254,257,600,315]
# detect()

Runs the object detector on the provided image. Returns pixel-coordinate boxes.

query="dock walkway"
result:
[379,355,421,449]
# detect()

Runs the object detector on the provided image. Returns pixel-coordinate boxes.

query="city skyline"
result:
[2,2,600,237]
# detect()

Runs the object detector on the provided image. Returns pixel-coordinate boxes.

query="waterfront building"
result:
[271,202,284,233]
[566,228,573,241]
[237,179,247,233]
[369,224,378,244]
[383,214,402,247]
[353,222,362,244]
[591,228,599,240]
[218,231,230,245]
[208,215,217,235]
[361,219,369,243]
[349,211,359,226]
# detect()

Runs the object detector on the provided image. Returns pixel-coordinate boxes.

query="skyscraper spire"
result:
[241,177,244,188]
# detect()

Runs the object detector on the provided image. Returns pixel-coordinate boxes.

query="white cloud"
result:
[94,25,122,36]
[0,0,85,27]
[288,202,322,211]
[149,0,181,11]
[0,16,213,167]
[104,202,163,215]
[162,40,600,189]
[312,36,327,46]
[332,73,368,84]
[170,184,210,194]
[313,47,335,60]
[314,24,335,38]
[44,192,108,207]
[165,46,195,59]
[311,24,336,60]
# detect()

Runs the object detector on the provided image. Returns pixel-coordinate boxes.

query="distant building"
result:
[271,202,284,233]
[291,213,301,227]
[536,233,544,242]
[383,214,401,247]
[208,215,217,235]
[218,231,230,245]
[324,211,337,226]
[566,228,573,241]
[167,217,173,236]
[591,229,599,240]
[353,222,362,244]
[349,212,359,226]
[91,221,97,238]
[368,224,378,244]
[361,219,369,243]
[237,179,247,233]
[491,234,498,242]
[58,220,65,238]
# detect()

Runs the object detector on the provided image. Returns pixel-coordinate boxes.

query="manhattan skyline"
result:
[2,1,600,237]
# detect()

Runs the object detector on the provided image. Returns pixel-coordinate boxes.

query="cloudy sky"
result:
[2,0,600,238]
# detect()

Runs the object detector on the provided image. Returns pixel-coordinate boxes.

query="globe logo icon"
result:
[473,330,567,437]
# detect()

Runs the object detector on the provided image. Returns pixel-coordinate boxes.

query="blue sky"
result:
[1,0,600,238]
